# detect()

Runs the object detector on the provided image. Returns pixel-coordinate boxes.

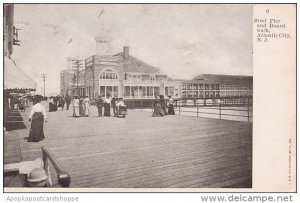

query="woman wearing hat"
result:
[167,96,175,115]
[83,95,90,117]
[159,95,168,115]
[103,93,111,117]
[152,94,165,117]
[28,96,47,142]
[79,96,85,117]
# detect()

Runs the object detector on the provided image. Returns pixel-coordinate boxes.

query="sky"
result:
[12,4,253,95]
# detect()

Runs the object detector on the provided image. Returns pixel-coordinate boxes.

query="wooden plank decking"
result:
[4,104,252,188]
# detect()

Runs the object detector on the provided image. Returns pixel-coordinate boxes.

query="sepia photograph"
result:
[2,3,295,192]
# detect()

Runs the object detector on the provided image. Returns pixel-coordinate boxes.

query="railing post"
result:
[179,103,181,115]
[219,102,221,119]
[42,146,70,187]
[152,102,154,113]
[42,148,52,186]
[197,104,199,117]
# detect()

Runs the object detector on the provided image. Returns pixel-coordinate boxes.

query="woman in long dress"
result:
[160,95,168,115]
[28,96,47,142]
[167,96,175,115]
[79,97,85,117]
[83,95,90,117]
[152,95,165,117]
[53,97,58,111]
[73,96,80,117]
[104,93,111,117]
[48,97,53,112]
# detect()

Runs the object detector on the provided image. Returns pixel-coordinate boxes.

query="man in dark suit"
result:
[96,95,104,117]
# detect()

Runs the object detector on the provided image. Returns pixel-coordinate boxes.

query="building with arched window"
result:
[60,46,252,107]
[84,46,181,104]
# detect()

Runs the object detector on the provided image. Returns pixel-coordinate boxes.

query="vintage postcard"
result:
[2,3,296,192]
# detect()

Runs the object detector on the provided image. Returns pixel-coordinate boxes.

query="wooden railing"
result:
[174,97,252,122]
[42,146,70,187]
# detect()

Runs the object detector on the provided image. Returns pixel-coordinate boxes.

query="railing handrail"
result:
[42,146,71,187]
[173,100,252,122]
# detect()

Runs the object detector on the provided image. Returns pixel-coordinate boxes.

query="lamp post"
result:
[42,74,46,99]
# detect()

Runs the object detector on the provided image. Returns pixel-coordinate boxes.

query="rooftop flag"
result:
[98,9,104,18]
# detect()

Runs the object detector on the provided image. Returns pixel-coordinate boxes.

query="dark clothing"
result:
[104,103,111,117]
[97,107,103,117]
[49,103,53,112]
[28,112,44,142]
[168,104,175,115]
[65,97,71,110]
[96,98,104,107]
[111,98,116,107]
[160,99,168,115]
[96,98,104,117]
[153,100,165,117]
[79,99,85,117]
[53,98,58,111]
[58,98,65,110]
[112,106,116,116]
[111,97,117,116]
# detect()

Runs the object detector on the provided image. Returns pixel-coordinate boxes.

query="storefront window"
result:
[165,86,174,97]
[142,86,147,96]
[124,86,130,97]
[100,86,105,97]
[131,86,138,97]
[154,87,160,96]
[149,87,154,96]
[199,91,204,98]
[113,86,118,97]
[139,86,143,97]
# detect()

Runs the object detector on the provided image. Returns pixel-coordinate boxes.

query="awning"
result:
[4,56,37,92]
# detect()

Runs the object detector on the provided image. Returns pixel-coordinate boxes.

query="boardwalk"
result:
[4,102,252,188]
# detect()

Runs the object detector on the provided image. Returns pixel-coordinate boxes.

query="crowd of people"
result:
[27,93,175,143]
[72,93,127,118]
[152,95,175,117]
[48,96,71,112]
[72,95,91,117]
[8,95,29,112]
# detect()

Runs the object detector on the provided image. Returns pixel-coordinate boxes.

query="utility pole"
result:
[76,59,79,95]
[42,74,46,99]
[74,58,83,96]
[67,57,82,96]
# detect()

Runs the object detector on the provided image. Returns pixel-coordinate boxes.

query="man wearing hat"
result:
[26,168,48,187]
[96,95,104,117]
[111,96,117,117]
[103,93,111,117]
